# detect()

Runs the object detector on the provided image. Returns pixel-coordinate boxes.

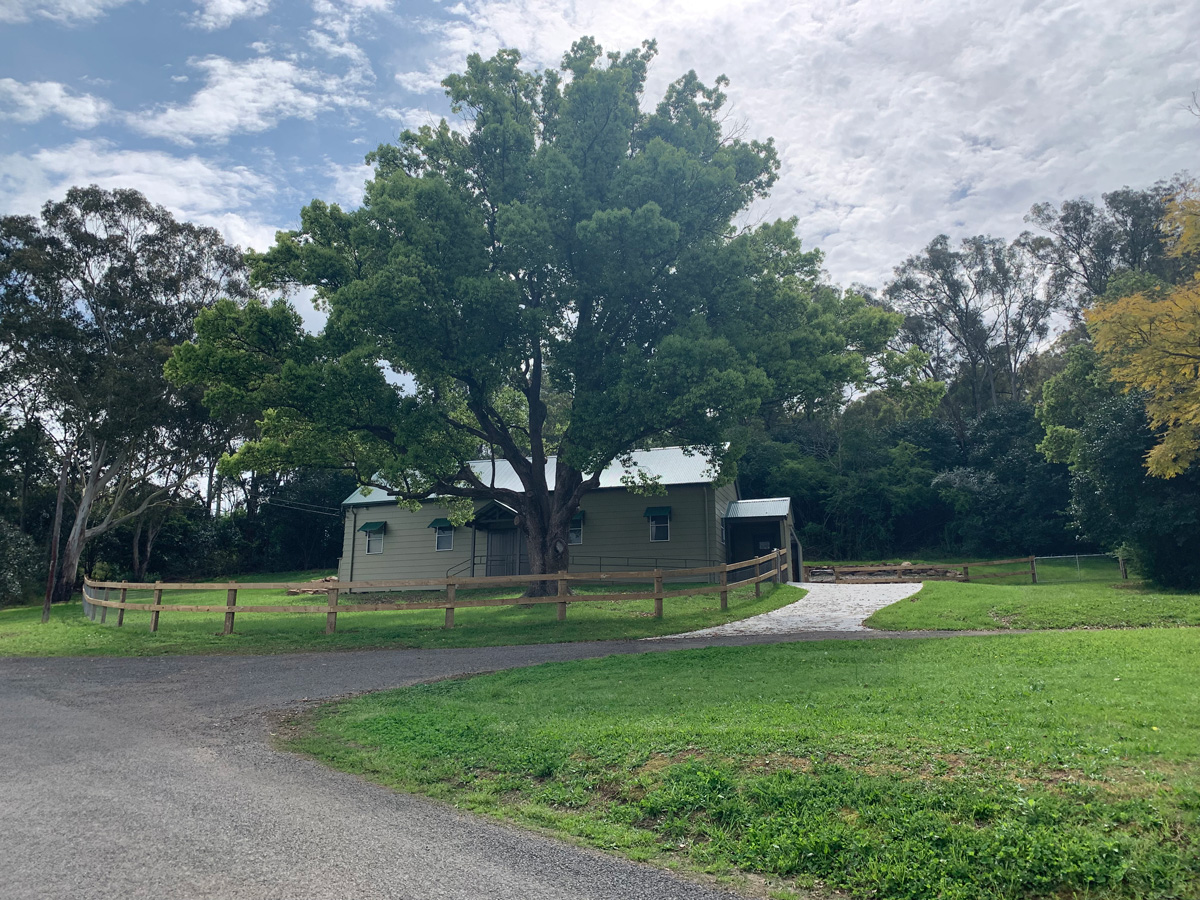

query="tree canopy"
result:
[170,38,899,587]
[0,185,248,613]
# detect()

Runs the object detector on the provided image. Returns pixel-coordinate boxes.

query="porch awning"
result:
[643,506,672,518]
[427,518,452,529]
[358,521,386,533]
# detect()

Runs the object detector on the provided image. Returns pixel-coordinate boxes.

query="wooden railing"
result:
[80,548,790,635]
[801,556,1037,584]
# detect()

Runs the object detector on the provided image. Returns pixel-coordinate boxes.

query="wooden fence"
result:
[80,548,790,635]
[801,556,1038,584]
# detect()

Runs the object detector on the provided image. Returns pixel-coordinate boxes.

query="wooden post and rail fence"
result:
[79,548,790,636]
[800,556,1039,584]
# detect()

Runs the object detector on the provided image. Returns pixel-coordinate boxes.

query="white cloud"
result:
[0,139,278,250]
[397,0,1200,288]
[190,0,270,31]
[0,0,136,23]
[325,159,372,208]
[130,55,368,144]
[377,105,441,131]
[0,78,112,128]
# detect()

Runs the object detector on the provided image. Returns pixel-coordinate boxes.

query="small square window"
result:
[568,521,583,545]
[435,525,454,551]
[649,514,670,542]
[365,531,384,554]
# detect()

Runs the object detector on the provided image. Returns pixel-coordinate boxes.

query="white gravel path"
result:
[652,581,924,638]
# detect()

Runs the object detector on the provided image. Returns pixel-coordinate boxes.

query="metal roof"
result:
[725,498,792,519]
[342,446,722,506]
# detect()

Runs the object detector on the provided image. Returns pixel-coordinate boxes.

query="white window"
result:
[365,531,384,554]
[568,514,583,545]
[649,514,670,542]
[435,525,454,551]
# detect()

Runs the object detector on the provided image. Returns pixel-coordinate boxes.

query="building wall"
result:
[337,501,475,589]
[569,484,717,576]
[338,484,721,586]
[712,480,740,562]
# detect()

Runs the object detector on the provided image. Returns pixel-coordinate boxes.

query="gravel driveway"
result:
[654,581,923,638]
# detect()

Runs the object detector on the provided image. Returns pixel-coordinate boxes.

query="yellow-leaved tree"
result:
[1087,183,1200,477]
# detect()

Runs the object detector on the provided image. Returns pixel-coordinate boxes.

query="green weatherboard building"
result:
[337,447,798,588]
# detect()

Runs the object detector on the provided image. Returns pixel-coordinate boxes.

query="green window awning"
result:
[427,518,452,529]
[358,521,386,533]
[644,506,672,518]
[571,511,585,525]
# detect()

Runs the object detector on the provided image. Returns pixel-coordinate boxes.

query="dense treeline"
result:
[2,172,1196,603]
[1,43,1196,602]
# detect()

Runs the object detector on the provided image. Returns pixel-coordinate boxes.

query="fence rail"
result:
[81,548,790,635]
[802,556,1038,584]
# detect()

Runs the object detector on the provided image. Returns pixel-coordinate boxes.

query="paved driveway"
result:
[2,626,982,900]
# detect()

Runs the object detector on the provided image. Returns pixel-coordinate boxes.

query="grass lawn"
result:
[865,578,1200,632]
[0,572,802,657]
[285,629,1200,900]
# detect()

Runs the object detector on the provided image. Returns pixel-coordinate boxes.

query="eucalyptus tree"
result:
[171,39,891,592]
[0,186,249,617]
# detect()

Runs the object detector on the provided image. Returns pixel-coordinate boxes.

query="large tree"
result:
[0,186,249,616]
[171,39,887,592]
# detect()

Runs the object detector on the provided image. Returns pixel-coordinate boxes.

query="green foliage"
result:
[0,520,39,605]
[169,39,900,581]
[289,631,1200,899]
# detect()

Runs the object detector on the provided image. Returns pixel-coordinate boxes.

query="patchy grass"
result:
[0,574,801,657]
[285,630,1200,900]
[865,579,1200,632]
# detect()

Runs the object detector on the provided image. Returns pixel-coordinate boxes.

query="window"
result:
[649,514,670,542]
[360,521,386,554]
[435,525,454,551]
[568,513,583,545]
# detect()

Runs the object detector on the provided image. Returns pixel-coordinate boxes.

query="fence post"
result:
[223,585,237,635]
[150,583,163,632]
[962,565,970,582]
[557,571,568,622]
[719,567,728,611]
[445,582,455,629]
[1030,557,1038,584]
[325,586,338,635]
[755,557,762,598]
[100,586,109,624]
[653,569,663,618]
[117,584,127,627]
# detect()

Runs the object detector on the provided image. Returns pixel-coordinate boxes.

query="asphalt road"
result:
[0,630,992,899]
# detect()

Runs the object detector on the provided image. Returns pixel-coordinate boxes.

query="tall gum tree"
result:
[0,186,249,616]
[171,39,888,593]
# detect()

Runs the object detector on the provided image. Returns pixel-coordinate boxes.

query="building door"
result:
[486,529,529,576]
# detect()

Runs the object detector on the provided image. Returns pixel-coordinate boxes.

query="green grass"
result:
[865,578,1200,632]
[0,573,801,657]
[285,630,1200,900]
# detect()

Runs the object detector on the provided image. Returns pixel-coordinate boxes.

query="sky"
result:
[2,0,1197,333]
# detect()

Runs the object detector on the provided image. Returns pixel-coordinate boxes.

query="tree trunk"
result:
[134,516,163,581]
[520,498,573,597]
[41,453,72,623]
[131,518,143,582]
